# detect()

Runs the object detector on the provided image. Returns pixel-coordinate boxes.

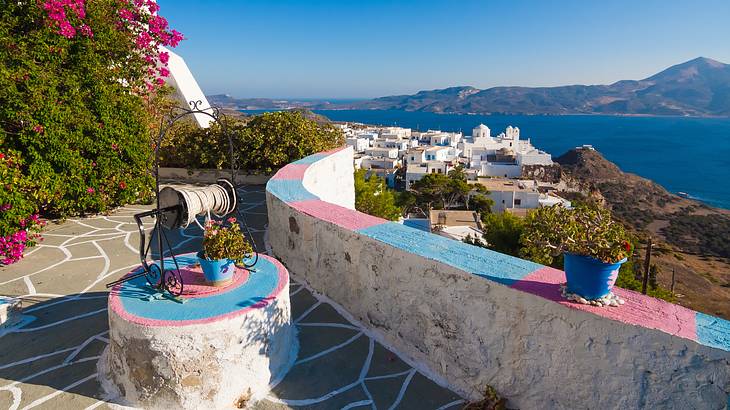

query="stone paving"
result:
[0,185,464,410]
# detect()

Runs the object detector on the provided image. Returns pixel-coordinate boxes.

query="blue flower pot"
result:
[197,252,235,286]
[564,253,627,299]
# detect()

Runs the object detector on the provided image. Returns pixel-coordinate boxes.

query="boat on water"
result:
[677,192,690,198]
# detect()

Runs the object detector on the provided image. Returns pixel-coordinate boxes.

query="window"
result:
[438,169,442,173]
[514,199,522,206]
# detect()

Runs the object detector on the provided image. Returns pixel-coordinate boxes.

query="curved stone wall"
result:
[266,146,730,409]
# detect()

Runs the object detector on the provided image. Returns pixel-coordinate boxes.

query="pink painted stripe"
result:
[271,164,310,180]
[512,266,698,341]
[176,265,250,299]
[108,255,290,327]
[289,199,388,231]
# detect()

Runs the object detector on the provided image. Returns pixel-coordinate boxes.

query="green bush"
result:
[0,151,45,264]
[1,0,180,218]
[160,111,345,174]
[354,169,402,221]
[520,204,632,265]
[480,212,525,257]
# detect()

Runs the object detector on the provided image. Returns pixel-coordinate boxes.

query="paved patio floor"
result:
[0,185,464,410]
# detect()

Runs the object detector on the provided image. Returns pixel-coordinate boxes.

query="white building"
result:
[405,161,454,189]
[374,139,410,151]
[425,146,454,162]
[361,156,400,170]
[478,179,571,214]
[365,147,398,159]
[459,124,552,178]
[346,137,369,153]
[379,127,412,139]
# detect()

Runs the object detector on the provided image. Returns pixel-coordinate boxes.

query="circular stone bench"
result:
[101,253,295,409]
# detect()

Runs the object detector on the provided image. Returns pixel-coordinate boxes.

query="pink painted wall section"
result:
[272,164,310,181]
[289,199,387,231]
[513,266,698,341]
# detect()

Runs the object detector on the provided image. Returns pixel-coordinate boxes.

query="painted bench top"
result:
[109,252,288,326]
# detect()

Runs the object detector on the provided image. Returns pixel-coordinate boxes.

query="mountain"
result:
[343,57,730,116]
[207,94,339,111]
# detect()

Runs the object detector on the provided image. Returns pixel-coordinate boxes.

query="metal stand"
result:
[106,100,259,297]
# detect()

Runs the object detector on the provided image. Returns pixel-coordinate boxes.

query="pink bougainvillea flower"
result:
[159,51,169,64]
[87,187,95,193]
[118,8,134,20]
[58,20,77,38]
[227,217,237,223]
[111,143,119,150]
[119,181,127,189]
[79,24,93,37]
[33,124,45,134]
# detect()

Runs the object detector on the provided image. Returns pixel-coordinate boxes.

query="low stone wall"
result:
[266,147,730,409]
[159,167,271,185]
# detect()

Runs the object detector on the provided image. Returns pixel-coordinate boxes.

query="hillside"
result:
[343,57,730,116]
[556,148,730,318]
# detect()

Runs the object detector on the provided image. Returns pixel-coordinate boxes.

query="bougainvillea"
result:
[39,0,183,92]
[0,151,46,265]
[0,0,183,263]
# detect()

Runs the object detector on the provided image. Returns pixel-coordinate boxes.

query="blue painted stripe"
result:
[118,254,281,322]
[292,153,327,165]
[357,222,541,285]
[696,312,730,352]
[266,179,318,203]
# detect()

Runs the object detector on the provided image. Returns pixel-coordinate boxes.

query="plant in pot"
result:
[198,218,253,287]
[520,204,633,304]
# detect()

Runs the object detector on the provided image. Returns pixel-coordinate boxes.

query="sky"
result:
[158,0,730,99]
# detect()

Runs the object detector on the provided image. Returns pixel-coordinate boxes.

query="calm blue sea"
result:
[242,109,730,210]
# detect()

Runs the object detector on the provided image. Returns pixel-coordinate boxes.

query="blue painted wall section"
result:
[696,312,730,352]
[292,153,328,165]
[266,179,318,203]
[357,222,541,285]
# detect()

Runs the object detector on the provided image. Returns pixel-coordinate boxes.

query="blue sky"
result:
[158,0,730,99]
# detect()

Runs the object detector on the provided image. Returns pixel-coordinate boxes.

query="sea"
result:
[241,109,730,210]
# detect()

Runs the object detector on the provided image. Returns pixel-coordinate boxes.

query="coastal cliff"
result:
[556,148,730,318]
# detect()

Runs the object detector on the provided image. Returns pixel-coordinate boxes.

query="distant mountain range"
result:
[209,57,730,117]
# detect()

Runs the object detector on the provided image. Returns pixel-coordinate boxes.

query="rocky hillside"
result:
[344,57,730,116]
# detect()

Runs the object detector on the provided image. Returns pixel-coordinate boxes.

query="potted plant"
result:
[521,204,633,301]
[198,217,253,286]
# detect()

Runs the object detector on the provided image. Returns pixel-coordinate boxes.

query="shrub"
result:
[159,111,345,174]
[0,151,45,264]
[520,204,632,265]
[201,218,253,263]
[354,169,402,221]
[1,0,182,218]
[238,111,344,174]
[480,212,525,257]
